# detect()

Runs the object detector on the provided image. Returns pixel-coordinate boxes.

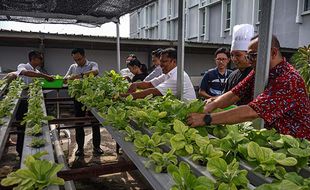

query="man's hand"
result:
[187,113,207,127]
[204,100,217,113]
[45,75,54,81]
[119,93,130,97]
[127,83,137,93]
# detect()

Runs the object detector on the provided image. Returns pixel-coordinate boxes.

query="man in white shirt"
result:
[144,48,163,81]
[64,48,103,156]
[122,48,196,101]
[16,51,54,84]
[64,49,99,80]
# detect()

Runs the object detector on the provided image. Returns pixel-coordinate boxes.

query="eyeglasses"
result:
[246,52,258,61]
[215,58,228,62]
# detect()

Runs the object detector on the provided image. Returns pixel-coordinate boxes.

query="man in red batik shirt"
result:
[187,34,310,140]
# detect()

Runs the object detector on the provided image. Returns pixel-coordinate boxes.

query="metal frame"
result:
[0,10,117,25]
[91,108,174,190]
[253,0,275,128]
[0,91,21,159]
[21,89,59,190]
[176,0,185,100]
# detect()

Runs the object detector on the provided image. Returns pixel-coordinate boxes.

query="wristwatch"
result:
[203,114,212,125]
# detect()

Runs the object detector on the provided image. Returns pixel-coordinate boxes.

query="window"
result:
[225,0,231,29]
[137,12,141,28]
[257,0,261,23]
[305,0,310,11]
[168,0,172,16]
[201,9,206,34]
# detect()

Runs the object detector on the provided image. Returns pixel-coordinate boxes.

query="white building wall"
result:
[0,46,215,77]
[130,0,310,48]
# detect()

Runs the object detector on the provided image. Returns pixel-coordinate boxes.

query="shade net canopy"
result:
[0,0,156,26]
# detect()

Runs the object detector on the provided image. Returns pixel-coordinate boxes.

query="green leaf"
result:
[247,141,262,159]
[1,176,21,186]
[194,176,215,190]
[195,136,210,147]
[282,135,300,148]
[185,144,194,154]
[207,158,227,177]
[49,177,65,185]
[179,162,190,178]
[173,119,188,134]
[155,165,163,173]
[288,148,310,157]
[276,157,297,166]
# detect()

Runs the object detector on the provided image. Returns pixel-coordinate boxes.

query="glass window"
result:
[258,0,261,22]
[226,0,231,29]
[305,0,310,11]
[201,9,206,34]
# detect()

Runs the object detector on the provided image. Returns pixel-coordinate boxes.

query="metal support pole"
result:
[176,0,185,100]
[116,20,121,73]
[254,0,275,128]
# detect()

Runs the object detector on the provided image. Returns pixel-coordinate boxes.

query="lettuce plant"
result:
[1,151,64,190]
[168,161,215,190]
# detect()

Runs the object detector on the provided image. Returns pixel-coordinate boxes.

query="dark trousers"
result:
[74,100,101,150]
[16,100,28,156]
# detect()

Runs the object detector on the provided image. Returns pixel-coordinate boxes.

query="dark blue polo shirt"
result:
[200,68,232,96]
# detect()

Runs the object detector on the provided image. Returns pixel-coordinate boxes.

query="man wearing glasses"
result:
[187,34,310,140]
[65,48,103,156]
[199,48,232,99]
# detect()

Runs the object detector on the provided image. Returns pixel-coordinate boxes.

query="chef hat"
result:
[231,24,254,51]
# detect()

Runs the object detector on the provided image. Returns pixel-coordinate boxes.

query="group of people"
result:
[5,48,103,157]
[123,24,309,140]
[4,23,309,158]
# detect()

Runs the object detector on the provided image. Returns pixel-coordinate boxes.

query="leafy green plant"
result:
[207,158,249,190]
[122,126,142,142]
[100,106,129,130]
[270,135,310,169]
[128,108,167,127]
[256,172,310,190]
[240,141,297,179]
[170,120,201,156]
[210,125,249,162]
[191,141,223,166]
[134,133,164,157]
[30,138,46,148]
[1,151,64,190]
[291,45,310,92]
[26,124,43,136]
[0,79,24,122]
[168,161,215,190]
[145,150,178,173]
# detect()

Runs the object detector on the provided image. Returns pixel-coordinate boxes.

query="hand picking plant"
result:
[168,161,215,190]
[1,151,64,190]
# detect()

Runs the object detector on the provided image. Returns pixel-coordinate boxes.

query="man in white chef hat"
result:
[223,24,254,105]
